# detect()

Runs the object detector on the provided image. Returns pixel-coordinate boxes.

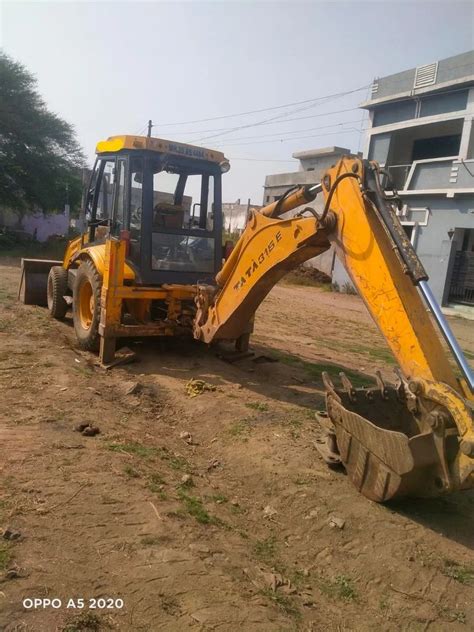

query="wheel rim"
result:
[78,280,94,330]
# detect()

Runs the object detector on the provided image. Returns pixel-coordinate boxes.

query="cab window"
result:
[150,158,216,273]
[96,159,115,220]
[112,157,126,234]
[129,156,143,262]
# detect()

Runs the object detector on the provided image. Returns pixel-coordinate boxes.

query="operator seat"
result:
[153,202,185,230]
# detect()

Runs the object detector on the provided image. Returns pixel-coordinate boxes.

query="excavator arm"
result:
[194,156,474,501]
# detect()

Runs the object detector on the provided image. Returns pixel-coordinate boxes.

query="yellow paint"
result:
[78,278,94,330]
[419,377,474,487]
[96,135,227,165]
[198,210,329,342]
[68,243,135,282]
[62,235,83,269]
[323,157,459,391]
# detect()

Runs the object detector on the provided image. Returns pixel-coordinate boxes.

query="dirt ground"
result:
[0,260,473,632]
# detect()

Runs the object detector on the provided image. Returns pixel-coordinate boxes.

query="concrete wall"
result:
[222,202,257,233]
[406,195,474,304]
[263,170,321,204]
[0,207,70,243]
[367,51,474,102]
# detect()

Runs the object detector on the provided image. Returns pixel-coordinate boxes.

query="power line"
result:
[193,87,368,144]
[151,84,369,128]
[157,107,360,137]
[212,127,369,149]
[229,157,298,162]
[192,119,362,146]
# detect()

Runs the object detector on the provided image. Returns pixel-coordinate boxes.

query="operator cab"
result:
[84,135,230,285]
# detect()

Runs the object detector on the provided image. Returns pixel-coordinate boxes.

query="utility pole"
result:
[147,120,153,137]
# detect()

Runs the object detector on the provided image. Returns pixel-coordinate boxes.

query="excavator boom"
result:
[194,156,474,501]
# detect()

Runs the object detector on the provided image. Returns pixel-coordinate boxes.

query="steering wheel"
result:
[88,217,110,228]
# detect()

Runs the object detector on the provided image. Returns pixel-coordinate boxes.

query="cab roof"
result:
[96,135,227,164]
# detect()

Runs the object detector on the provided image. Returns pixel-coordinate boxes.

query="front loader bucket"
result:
[18,259,62,306]
[318,372,458,502]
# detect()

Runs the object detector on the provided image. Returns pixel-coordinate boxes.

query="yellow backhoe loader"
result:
[19,134,474,502]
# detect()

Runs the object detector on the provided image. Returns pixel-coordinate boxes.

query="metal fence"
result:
[448,251,474,306]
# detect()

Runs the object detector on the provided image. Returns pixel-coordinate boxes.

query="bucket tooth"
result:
[375,370,389,400]
[339,372,356,402]
[322,371,340,400]
[365,388,375,401]
[393,368,407,401]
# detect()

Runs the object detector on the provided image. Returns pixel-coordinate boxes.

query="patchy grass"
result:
[0,543,11,570]
[311,335,396,366]
[345,342,396,365]
[178,492,219,525]
[272,350,372,388]
[230,503,245,515]
[159,592,181,616]
[0,318,12,332]
[63,612,106,631]
[209,492,228,504]
[253,536,277,562]
[158,446,189,471]
[0,288,15,303]
[147,473,167,499]
[177,477,194,491]
[438,606,467,624]
[246,402,269,412]
[73,365,94,378]
[228,419,252,438]
[124,465,141,479]
[293,476,311,486]
[442,559,474,585]
[107,442,160,459]
[318,574,358,601]
[260,587,301,619]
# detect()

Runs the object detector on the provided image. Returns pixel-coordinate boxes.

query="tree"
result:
[0,51,85,212]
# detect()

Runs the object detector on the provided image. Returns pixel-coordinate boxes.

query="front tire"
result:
[47,266,68,319]
[73,260,102,351]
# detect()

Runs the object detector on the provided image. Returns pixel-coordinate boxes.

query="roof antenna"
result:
[147,120,153,138]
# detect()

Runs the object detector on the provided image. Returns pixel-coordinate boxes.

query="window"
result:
[150,158,216,272]
[151,234,215,272]
[412,134,461,161]
[368,133,391,164]
[129,156,143,262]
[420,90,468,118]
[96,159,115,220]
[373,101,416,127]
[113,158,126,234]
[151,159,214,231]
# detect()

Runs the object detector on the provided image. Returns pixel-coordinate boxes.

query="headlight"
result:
[220,160,231,173]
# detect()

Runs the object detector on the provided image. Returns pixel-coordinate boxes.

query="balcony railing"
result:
[448,251,474,306]
[384,158,474,193]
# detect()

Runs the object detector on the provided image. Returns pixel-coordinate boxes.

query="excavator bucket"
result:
[318,371,467,502]
[18,258,62,306]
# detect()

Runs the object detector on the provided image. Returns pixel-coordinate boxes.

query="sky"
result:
[1,0,473,204]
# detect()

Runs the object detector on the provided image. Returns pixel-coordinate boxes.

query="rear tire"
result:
[47,266,68,319]
[73,260,102,351]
